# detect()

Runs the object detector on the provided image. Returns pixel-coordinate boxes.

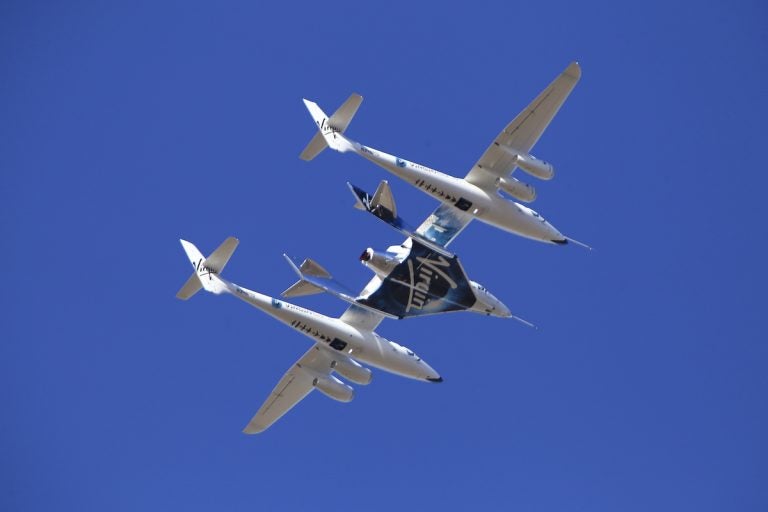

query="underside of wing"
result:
[340,303,386,331]
[357,239,476,318]
[465,62,581,190]
[415,203,474,249]
[243,345,332,434]
[342,182,477,321]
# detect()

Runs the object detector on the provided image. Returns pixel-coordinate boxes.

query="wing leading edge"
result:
[465,62,581,190]
[244,344,334,434]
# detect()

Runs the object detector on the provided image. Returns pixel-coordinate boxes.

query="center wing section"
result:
[280,182,481,322]
[414,203,473,249]
[243,344,335,434]
[348,181,473,251]
[464,62,581,190]
[339,304,386,331]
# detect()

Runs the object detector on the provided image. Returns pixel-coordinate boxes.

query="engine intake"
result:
[360,248,399,277]
[497,176,536,203]
[313,374,354,402]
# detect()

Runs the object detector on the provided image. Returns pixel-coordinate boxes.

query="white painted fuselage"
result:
[214,276,441,382]
[339,136,567,244]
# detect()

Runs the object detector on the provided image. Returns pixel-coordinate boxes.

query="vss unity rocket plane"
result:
[300,62,585,247]
[282,179,529,323]
[176,237,443,434]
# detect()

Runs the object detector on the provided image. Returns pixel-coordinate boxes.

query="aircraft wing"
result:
[344,181,478,319]
[243,344,333,434]
[340,304,386,331]
[349,181,473,251]
[357,238,476,318]
[464,62,581,190]
[414,203,473,249]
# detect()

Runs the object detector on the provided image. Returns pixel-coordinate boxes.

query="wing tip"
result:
[243,423,266,434]
[565,61,582,80]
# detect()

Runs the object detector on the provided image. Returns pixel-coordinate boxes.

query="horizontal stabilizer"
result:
[176,272,203,300]
[328,93,363,133]
[282,254,397,319]
[299,132,328,162]
[205,237,239,273]
[299,258,331,279]
[282,279,324,298]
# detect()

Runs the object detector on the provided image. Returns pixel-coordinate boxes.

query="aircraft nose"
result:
[420,360,442,383]
[487,294,512,318]
[497,302,513,318]
[547,222,568,245]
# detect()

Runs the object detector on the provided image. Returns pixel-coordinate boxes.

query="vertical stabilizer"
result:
[176,237,238,298]
[300,94,362,160]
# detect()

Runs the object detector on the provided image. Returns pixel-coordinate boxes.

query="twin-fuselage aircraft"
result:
[177,62,582,433]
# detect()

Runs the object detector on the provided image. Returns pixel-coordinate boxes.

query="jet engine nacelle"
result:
[332,356,372,385]
[360,248,399,278]
[313,374,354,402]
[497,176,537,203]
[508,151,555,181]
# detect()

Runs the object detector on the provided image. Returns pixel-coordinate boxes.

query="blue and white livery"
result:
[176,238,442,434]
[300,62,587,247]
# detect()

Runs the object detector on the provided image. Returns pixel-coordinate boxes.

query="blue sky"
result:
[2,1,766,510]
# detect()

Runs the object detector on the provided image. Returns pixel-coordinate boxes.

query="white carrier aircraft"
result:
[176,237,443,434]
[300,62,585,247]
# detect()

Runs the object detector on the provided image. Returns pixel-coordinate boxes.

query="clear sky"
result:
[2,1,767,510]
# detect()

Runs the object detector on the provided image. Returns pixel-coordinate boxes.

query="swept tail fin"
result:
[280,254,397,319]
[299,93,362,160]
[281,254,328,298]
[347,181,454,258]
[176,273,203,300]
[176,237,239,299]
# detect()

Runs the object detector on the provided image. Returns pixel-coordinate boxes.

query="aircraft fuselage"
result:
[219,278,441,382]
[346,138,567,244]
